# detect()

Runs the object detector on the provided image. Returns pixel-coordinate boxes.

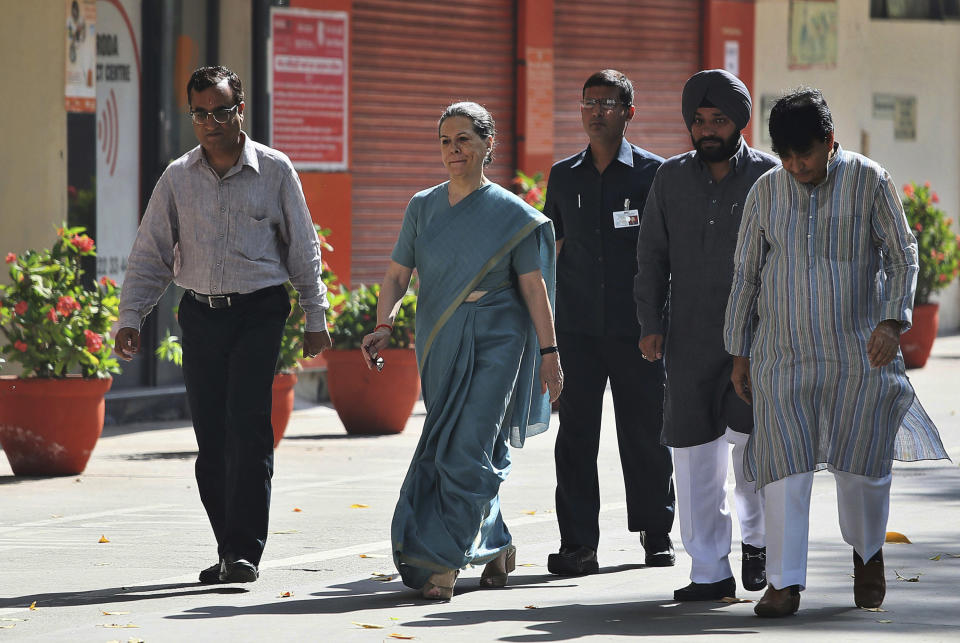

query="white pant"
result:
[763,468,891,591]
[674,428,765,583]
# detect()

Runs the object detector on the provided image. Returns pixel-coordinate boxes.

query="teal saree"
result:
[390,182,556,589]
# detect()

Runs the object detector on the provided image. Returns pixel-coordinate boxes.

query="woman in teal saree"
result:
[361,102,562,600]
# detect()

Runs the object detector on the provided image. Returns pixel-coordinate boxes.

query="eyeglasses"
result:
[188,104,239,125]
[579,98,626,112]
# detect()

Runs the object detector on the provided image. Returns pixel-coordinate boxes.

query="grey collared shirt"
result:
[118,134,329,332]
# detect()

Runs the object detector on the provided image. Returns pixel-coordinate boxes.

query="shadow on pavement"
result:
[0,583,248,610]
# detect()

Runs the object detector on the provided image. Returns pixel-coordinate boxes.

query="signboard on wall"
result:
[269,8,349,171]
[95,0,141,285]
[65,0,97,112]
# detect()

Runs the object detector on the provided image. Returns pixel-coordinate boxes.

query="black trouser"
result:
[554,332,675,551]
[178,285,290,566]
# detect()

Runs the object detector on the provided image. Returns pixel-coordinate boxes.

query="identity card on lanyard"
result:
[612,198,639,229]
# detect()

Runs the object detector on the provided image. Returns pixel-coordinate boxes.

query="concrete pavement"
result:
[1,337,959,642]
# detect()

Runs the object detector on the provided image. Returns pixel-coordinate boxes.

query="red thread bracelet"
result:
[374,323,393,333]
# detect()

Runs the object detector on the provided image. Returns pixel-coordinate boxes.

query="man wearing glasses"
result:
[545,69,675,576]
[115,65,331,584]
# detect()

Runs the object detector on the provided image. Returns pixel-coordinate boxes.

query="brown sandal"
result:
[480,545,517,588]
[422,569,459,600]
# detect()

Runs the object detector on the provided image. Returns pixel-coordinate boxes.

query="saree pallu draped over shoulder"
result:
[391,183,555,589]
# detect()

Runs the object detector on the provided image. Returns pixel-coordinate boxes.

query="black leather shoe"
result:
[754,584,801,617]
[642,532,675,567]
[673,576,736,601]
[219,557,259,583]
[547,545,599,576]
[741,543,767,591]
[853,548,885,608]
[198,561,223,584]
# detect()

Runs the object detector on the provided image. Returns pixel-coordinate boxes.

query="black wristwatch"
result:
[539,345,559,355]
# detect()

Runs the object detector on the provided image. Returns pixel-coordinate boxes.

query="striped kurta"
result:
[724,146,948,489]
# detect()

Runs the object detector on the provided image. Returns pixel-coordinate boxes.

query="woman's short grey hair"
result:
[438,101,496,166]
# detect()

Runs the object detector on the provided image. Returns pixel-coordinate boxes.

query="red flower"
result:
[84,329,103,352]
[70,234,95,253]
[924,181,931,189]
[56,295,80,316]
[99,276,117,288]
[903,184,915,197]
[5,252,15,264]
[46,308,58,322]
[932,192,940,204]
[67,185,78,200]
[939,274,949,282]
[14,301,28,315]
[14,340,27,352]
[524,186,543,205]
[914,223,923,232]
[931,249,938,258]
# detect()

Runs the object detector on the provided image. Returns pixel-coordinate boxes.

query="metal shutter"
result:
[554,0,701,161]
[350,0,516,286]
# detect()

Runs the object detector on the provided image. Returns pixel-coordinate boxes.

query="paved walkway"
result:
[1,337,958,642]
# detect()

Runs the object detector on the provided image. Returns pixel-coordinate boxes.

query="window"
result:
[871,0,960,19]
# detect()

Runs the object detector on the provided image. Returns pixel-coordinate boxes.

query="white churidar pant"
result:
[763,468,891,591]
[674,428,765,584]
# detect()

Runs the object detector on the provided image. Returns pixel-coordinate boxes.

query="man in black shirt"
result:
[545,69,675,575]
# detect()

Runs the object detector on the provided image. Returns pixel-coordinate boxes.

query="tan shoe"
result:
[422,569,459,600]
[754,584,801,617]
[480,546,516,588]
[854,548,885,608]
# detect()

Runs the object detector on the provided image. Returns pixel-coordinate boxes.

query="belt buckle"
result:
[207,295,231,309]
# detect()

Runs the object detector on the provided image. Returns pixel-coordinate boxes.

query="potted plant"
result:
[899,181,960,368]
[156,227,338,447]
[325,282,419,434]
[0,225,120,475]
[513,169,547,212]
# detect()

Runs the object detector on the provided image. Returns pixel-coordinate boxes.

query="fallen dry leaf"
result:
[102,611,130,616]
[523,510,536,515]
[29,601,37,610]
[50,514,62,518]
[359,553,386,558]
[861,607,887,612]
[0,625,15,629]
[350,504,369,509]
[99,535,110,543]
[371,573,398,582]
[720,596,754,604]
[278,591,293,597]
[878,619,893,623]
[272,529,299,534]
[930,554,942,561]
[948,553,960,558]
[885,531,911,544]
[351,622,384,629]
[524,605,538,609]
[0,618,26,622]
[518,563,537,567]
[292,507,302,512]
[894,570,921,582]
[98,623,139,628]
[388,635,415,640]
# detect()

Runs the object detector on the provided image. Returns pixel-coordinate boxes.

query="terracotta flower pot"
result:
[271,371,299,448]
[0,376,112,476]
[324,348,420,434]
[900,302,939,369]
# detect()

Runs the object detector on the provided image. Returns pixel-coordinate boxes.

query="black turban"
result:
[681,69,751,131]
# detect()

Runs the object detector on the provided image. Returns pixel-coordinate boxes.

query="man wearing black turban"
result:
[634,69,778,601]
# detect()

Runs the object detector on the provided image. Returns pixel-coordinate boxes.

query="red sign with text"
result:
[270,9,348,170]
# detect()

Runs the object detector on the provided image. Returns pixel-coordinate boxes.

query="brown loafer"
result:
[853,548,885,608]
[754,584,801,617]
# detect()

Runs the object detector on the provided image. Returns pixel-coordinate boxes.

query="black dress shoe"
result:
[741,543,767,591]
[219,557,259,583]
[547,545,599,576]
[754,584,801,617]
[642,532,675,567]
[198,561,223,584]
[673,576,736,601]
[853,548,885,608]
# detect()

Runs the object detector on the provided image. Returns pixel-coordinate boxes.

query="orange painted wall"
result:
[289,0,353,286]
[703,0,756,145]
[516,0,555,178]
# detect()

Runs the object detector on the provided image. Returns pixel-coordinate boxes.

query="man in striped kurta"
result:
[723,88,948,618]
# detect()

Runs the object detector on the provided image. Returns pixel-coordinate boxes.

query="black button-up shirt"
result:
[545,138,662,336]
